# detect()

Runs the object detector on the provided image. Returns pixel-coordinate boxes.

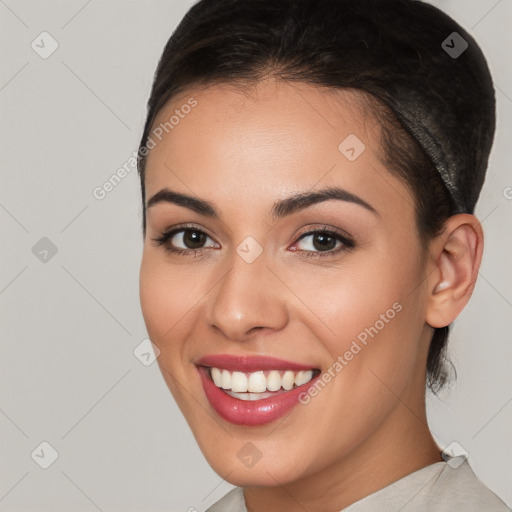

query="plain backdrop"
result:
[1,1,511,511]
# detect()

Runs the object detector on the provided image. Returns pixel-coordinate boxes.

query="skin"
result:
[139,78,483,512]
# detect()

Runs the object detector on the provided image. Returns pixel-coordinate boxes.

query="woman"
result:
[137,0,509,510]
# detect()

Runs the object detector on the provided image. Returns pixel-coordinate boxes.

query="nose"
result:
[204,249,289,342]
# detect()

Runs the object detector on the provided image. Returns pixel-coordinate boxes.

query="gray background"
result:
[1,1,510,510]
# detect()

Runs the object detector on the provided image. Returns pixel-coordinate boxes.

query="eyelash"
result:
[151,223,355,259]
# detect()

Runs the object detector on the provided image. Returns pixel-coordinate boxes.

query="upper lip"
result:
[195,354,319,372]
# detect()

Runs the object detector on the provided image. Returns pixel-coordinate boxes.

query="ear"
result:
[425,214,484,328]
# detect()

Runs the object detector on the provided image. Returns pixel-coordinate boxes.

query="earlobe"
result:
[426,215,483,328]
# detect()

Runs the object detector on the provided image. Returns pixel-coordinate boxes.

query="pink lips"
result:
[196,354,320,426]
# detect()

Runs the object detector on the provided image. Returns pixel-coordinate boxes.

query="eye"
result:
[152,224,219,257]
[290,226,355,259]
[151,223,355,259]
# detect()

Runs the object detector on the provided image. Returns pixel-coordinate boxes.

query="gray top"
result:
[206,460,510,511]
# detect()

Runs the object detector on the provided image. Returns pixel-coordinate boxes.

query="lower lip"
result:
[197,366,319,426]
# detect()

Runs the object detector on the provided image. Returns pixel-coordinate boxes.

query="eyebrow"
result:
[146,186,379,219]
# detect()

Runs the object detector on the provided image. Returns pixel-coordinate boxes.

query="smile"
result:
[210,367,318,400]
[195,354,321,426]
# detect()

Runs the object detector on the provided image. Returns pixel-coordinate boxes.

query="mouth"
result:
[208,367,319,400]
[195,354,321,426]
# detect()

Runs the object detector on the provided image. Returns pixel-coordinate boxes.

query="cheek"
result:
[139,256,170,342]
[292,251,421,336]
[139,254,204,412]
[139,253,200,353]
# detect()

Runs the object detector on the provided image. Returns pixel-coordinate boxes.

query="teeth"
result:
[209,367,314,394]
[221,369,231,389]
[266,370,281,391]
[231,371,248,392]
[248,371,266,392]
[295,370,312,386]
[282,370,295,390]
[211,367,222,387]
[226,390,284,401]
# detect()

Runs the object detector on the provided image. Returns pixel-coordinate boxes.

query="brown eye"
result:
[178,229,207,249]
[312,232,338,251]
[295,231,343,252]
[152,225,219,257]
[291,226,355,259]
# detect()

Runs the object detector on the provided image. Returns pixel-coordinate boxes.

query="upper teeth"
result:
[210,367,314,393]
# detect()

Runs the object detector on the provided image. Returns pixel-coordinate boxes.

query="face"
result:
[139,79,434,486]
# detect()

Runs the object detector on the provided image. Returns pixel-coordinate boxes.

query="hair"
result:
[137,0,495,393]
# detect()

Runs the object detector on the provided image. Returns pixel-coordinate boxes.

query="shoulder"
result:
[205,487,246,512]
[344,460,510,512]
[427,460,510,511]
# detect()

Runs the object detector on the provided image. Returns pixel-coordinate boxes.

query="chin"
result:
[195,436,313,487]
[210,456,306,487]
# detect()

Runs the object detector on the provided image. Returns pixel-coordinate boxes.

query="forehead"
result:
[143,79,412,221]
[148,79,376,158]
